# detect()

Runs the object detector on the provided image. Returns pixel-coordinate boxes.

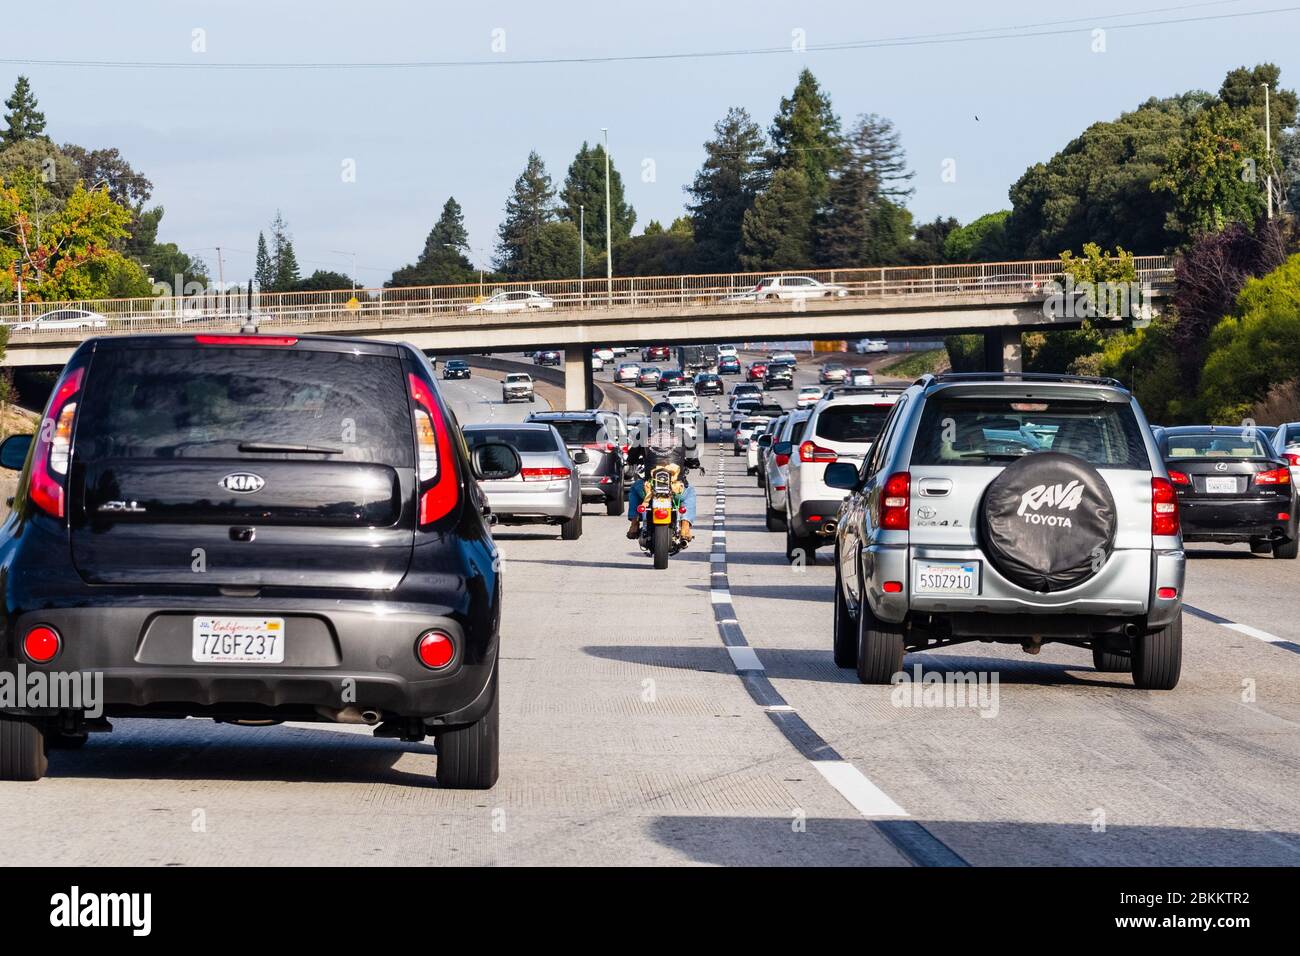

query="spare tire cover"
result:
[978,452,1117,593]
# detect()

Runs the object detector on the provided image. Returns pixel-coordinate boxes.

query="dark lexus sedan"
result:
[1159,425,1298,558]
[443,358,471,379]
[693,372,724,396]
[0,333,522,786]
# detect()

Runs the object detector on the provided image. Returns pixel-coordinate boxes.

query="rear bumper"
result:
[484,484,578,518]
[1179,498,1295,541]
[2,599,496,726]
[579,473,620,500]
[793,499,844,537]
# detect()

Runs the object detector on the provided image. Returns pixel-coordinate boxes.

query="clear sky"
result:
[6,0,1297,285]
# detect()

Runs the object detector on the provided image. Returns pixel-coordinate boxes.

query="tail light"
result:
[408,373,459,527]
[195,334,298,346]
[23,625,61,663]
[1285,453,1300,467]
[799,440,838,463]
[30,365,85,520]
[878,472,910,530]
[1151,476,1180,536]
[1255,467,1291,486]
[1168,469,1191,486]
[521,467,571,481]
[416,630,454,669]
[774,452,790,467]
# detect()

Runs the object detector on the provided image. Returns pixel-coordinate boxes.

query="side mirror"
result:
[824,462,860,490]
[471,442,521,481]
[772,441,793,456]
[0,434,32,471]
[572,449,590,464]
[757,435,773,448]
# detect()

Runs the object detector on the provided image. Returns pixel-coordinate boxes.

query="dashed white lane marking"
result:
[1224,621,1289,645]
[813,760,910,819]
[726,645,764,671]
[710,589,730,604]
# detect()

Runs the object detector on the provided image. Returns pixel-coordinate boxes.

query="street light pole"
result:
[602,128,612,307]
[579,204,585,281]
[1263,83,1274,220]
[330,250,358,293]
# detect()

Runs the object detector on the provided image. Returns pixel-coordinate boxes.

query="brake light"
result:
[194,334,298,346]
[30,365,85,520]
[416,630,454,669]
[1168,470,1191,486]
[1151,476,1180,536]
[878,472,910,530]
[23,625,61,663]
[774,452,790,467]
[408,372,459,527]
[1157,586,1178,600]
[1286,453,1300,467]
[799,440,837,463]
[521,467,571,481]
[1255,466,1291,485]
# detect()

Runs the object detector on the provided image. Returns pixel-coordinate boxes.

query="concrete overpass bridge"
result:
[0,257,1172,408]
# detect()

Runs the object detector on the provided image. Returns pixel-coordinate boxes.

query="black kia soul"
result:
[0,333,522,787]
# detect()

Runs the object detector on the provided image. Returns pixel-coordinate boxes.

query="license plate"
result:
[1205,476,1237,494]
[913,562,979,595]
[192,617,285,663]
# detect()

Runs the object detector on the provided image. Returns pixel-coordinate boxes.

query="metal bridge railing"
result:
[0,257,1175,337]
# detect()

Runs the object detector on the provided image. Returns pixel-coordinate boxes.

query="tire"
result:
[561,505,583,540]
[604,492,622,516]
[1091,644,1132,673]
[765,495,786,532]
[435,669,499,789]
[832,556,857,669]
[786,517,816,564]
[0,715,47,781]
[856,580,905,685]
[1250,539,1272,554]
[652,523,670,570]
[733,448,740,457]
[1274,537,1299,559]
[1132,612,1182,690]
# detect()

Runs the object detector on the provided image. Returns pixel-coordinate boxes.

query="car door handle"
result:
[917,478,952,497]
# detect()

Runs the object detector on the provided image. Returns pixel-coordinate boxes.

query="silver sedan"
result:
[462,423,585,539]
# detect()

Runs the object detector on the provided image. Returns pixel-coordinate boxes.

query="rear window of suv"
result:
[815,404,893,444]
[77,346,413,465]
[537,419,603,445]
[910,395,1148,469]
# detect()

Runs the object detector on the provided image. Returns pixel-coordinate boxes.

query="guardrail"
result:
[0,257,1174,337]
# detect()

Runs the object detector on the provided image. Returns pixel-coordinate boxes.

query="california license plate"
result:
[1205,476,1237,494]
[914,562,979,595]
[192,617,285,663]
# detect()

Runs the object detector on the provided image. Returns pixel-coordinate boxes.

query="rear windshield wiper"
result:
[956,451,1029,460]
[238,441,343,454]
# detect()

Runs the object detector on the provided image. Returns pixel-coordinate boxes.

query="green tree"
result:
[943,211,1011,262]
[2,76,47,147]
[292,270,355,292]
[388,196,478,287]
[739,167,814,270]
[1218,63,1298,131]
[899,216,958,265]
[421,196,470,259]
[268,210,300,291]
[617,218,695,276]
[768,69,843,204]
[141,241,209,291]
[814,114,912,268]
[687,107,768,272]
[254,231,274,290]
[558,142,635,246]
[495,151,556,277]
[1154,102,1267,241]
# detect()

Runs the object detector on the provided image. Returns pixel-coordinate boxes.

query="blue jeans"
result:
[628,479,697,523]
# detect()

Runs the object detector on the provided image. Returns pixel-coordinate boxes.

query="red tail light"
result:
[23,625,61,663]
[799,440,837,463]
[30,365,85,520]
[774,452,790,467]
[878,472,910,530]
[416,630,454,669]
[408,373,459,527]
[521,467,572,481]
[1168,469,1191,486]
[1255,466,1291,485]
[1151,476,1180,536]
[1285,453,1300,467]
[195,334,298,346]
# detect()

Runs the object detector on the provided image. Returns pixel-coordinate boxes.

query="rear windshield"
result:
[1163,433,1270,458]
[464,428,558,454]
[539,420,603,444]
[815,404,892,444]
[77,346,413,465]
[910,395,1148,469]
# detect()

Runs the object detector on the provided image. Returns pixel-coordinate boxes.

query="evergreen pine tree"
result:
[739,168,814,270]
[768,69,843,204]
[686,107,768,272]
[254,231,275,291]
[2,76,47,147]
[268,211,301,291]
[495,151,556,277]
[558,142,635,245]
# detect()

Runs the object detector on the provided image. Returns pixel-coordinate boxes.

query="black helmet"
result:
[649,401,677,418]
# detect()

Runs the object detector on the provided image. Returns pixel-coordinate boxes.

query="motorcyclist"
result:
[626,401,700,542]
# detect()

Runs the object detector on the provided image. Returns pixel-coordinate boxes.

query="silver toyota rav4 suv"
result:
[827,373,1185,690]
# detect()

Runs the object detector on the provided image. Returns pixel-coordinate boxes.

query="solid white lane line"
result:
[813,761,911,819]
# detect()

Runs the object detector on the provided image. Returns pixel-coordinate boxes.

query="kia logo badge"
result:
[219,472,265,494]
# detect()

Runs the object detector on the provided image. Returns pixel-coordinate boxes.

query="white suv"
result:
[780,391,900,562]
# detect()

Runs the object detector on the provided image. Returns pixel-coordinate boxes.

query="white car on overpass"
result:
[725,276,850,302]
[853,338,889,353]
[10,308,109,332]
[467,290,554,313]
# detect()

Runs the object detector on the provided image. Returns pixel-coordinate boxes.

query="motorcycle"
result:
[635,461,689,570]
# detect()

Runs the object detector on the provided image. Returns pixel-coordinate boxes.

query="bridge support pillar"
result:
[983,329,1022,373]
[564,348,595,410]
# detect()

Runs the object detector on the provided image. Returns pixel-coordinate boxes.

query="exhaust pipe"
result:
[316,706,382,725]
[1124,623,1141,638]
[823,522,837,535]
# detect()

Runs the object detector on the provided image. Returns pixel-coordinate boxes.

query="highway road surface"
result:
[4,352,1299,866]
